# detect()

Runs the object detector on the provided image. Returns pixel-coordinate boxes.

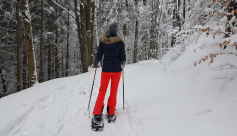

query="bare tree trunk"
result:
[80,0,89,72]
[51,39,55,79]
[74,0,82,43]
[89,1,95,66]
[20,0,37,86]
[171,0,177,47]
[94,2,99,63]
[133,20,139,63]
[23,46,28,89]
[16,0,21,91]
[55,0,59,78]
[183,0,185,19]
[149,0,155,59]
[177,0,181,31]
[74,0,82,72]
[86,0,92,66]
[123,24,127,36]
[61,46,64,77]
[173,0,177,27]
[171,36,175,47]
[39,0,44,83]
[0,67,7,95]
[66,6,70,77]
[48,44,51,80]
[157,0,162,59]
[55,25,58,78]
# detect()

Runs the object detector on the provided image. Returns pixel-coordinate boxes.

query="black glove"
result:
[92,62,98,68]
[121,62,125,68]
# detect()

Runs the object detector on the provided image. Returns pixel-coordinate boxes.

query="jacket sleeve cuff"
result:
[94,59,100,64]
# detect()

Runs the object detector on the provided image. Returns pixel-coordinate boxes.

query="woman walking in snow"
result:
[91,21,126,131]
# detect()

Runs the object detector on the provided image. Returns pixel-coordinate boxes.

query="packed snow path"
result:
[0,61,164,136]
[1,48,237,135]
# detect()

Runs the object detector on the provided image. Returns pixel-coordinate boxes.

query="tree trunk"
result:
[51,38,55,79]
[55,0,59,78]
[0,67,7,95]
[55,25,58,78]
[20,0,37,86]
[133,20,139,63]
[94,2,99,63]
[39,0,44,83]
[61,45,64,77]
[74,0,85,72]
[172,0,177,27]
[171,0,177,47]
[74,0,82,43]
[23,46,28,89]
[177,0,181,31]
[86,0,92,67]
[89,1,95,66]
[149,0,155,59]
[66,6,70,77]
[79,0,89,72]
[123,24,127,36]
[16,1,21,91]
[183,0,185,19]
[48,44,52,80]
[157,0,162,59]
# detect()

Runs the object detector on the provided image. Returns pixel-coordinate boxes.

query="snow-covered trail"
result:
[0,60,165,136]
[0,44,237,136]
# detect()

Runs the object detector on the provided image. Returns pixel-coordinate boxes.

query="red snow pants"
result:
[93,71,122,116]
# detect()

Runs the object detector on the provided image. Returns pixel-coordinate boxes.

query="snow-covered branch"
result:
[51,0,76,20]
[0,26,16,32]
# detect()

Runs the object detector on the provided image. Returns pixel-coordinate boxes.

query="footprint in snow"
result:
[58,85,67,90]
[196,109,212,116]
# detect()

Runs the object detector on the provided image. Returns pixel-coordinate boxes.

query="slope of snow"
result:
[0,33,237,136]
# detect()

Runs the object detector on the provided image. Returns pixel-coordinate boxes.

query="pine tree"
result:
[39,0,44,82]
[20,0,37,86]
[16,0,21,91]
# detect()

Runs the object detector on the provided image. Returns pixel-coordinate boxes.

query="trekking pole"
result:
[88,68,97,117]
[122,67,125,109]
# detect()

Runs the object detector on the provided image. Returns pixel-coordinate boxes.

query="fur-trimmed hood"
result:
[100,35,123,44]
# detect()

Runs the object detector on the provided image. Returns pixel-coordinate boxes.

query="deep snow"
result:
[0,33,237,136]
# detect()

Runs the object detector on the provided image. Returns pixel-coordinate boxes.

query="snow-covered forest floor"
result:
[0,32,237,136]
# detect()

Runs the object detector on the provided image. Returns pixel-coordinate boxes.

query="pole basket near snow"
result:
[88,68,97,117]
[122,67,125,109]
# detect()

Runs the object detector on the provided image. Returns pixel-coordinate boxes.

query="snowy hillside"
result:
[0,33,237,136]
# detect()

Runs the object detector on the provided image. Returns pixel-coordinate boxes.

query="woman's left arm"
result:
[119,42,126,63]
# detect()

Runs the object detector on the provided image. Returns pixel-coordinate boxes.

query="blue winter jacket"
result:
[94,35,126,72]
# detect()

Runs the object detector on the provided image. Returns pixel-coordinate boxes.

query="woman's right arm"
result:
[94,42,103,64]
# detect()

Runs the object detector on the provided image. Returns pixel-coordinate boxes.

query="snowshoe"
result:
[91,115,104,131]
[106,106,116,123]
[107,114,116,123]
